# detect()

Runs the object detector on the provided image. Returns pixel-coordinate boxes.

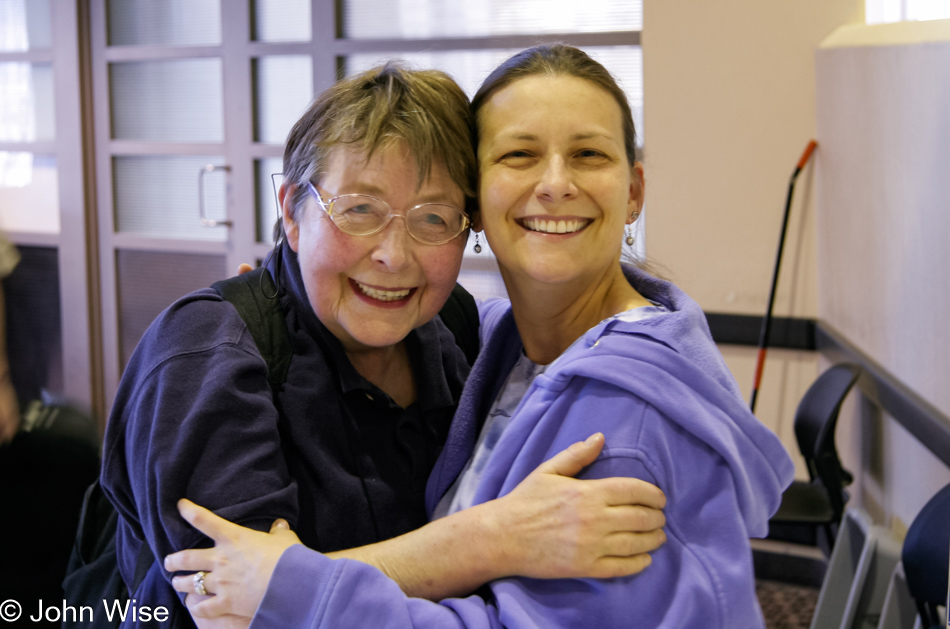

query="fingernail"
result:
[585,432,603,445]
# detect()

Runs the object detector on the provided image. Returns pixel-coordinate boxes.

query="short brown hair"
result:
[472,45,639,165]
[278,62,476,240]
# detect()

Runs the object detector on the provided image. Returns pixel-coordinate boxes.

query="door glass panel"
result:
[458,266,508,302]
[345,46,643,140]
[255,157,282,244]
[586,46,644,144]
[906,0,950,20]
[110,59,224,142]
[252,0,311,42]
[343,0,641,39]
[253,56,313,144]
[346,49,514,97]
[113,155,227,240]
[0,62,55,141]
[3,245,63,402]
[106,0,222,46]
[0,0,52,51]
[0,153,59,233]
[115,250,227,370]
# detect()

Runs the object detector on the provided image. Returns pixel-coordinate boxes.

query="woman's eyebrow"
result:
[332,182,459,206]
[570,132,612,142]
[329,180,384,196]
[494,132,539,142]
[496,132,612,142]
[414,194,460,206]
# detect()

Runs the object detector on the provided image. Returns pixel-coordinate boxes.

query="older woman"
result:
[166,45,795,629]
[102,64,666,629]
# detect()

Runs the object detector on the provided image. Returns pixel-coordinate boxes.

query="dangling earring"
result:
[625,211,640,246]
[473,232,482,253]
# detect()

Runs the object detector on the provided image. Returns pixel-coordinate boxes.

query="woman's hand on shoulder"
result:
[487,432,667,580]
[164,499,302,621]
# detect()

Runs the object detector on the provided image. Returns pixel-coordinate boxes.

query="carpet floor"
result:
[757,579,821,629]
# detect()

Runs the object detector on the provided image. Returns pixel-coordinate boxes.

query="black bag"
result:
[61,269,479,628]
[0,421,99,628]
[60,482,153,628]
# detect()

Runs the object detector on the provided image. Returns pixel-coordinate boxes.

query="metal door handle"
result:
[198,164,233,227]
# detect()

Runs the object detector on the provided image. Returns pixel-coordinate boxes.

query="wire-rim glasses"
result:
[306,182,470,245]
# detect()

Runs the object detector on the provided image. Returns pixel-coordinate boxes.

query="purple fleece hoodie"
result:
[251,266,794,629]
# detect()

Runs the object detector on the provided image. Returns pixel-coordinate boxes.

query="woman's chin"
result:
[346,324,416,350]
[501,256,599,290]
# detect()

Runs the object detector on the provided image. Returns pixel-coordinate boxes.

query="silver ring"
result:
[193,571,208,596]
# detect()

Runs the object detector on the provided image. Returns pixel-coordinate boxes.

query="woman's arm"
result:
[165,433,666,620]
[327,433,665,598]
[101,297,298,572]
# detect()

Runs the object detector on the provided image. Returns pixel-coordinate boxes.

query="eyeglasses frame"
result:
[305,182,470,246]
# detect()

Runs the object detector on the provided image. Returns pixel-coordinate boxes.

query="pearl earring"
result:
[626,211,640,246]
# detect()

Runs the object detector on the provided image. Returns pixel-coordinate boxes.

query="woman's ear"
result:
[279,183,300,252]
[627,162,645,218]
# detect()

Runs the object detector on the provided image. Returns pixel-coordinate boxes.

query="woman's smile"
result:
[350,278,416,305]
[518,216,592,235]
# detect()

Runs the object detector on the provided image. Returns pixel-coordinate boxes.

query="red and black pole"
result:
[750,140,818,413]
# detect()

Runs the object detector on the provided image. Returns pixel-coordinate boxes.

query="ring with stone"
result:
[193,571,209,596]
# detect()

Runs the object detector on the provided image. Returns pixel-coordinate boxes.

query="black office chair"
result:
[903,482,950,628]
[768,363,862,555]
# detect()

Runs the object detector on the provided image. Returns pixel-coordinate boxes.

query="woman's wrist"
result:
[325,500,512,600]
[428,499,515,583]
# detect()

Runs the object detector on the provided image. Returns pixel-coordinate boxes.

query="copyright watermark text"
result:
[0,599,169,623]
[0,600,21,623]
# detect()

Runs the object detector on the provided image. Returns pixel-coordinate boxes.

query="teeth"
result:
[355,281,411,302]
[523,218,586,234]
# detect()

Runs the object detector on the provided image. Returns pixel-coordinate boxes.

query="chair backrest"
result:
[794,363,861,521]
[902,482,950,628]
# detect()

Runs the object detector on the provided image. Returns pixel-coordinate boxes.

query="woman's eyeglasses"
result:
[306,182,469,245]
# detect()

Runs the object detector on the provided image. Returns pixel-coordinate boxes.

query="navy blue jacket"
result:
[101,243,470,627]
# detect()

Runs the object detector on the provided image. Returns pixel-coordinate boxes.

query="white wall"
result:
[642,0,865,475]
[815,19,950,531]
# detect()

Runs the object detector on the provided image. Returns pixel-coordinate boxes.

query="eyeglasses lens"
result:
[330,195,465,244]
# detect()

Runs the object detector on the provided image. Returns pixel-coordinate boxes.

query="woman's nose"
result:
[535,156,578,202]
[370,216,412,271]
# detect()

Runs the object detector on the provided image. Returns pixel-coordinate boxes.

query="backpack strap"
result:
[212,268,293,387]
[438,283,480,366]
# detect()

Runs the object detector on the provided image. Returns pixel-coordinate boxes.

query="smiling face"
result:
[281,142,467,352]
[476,74,644,290]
